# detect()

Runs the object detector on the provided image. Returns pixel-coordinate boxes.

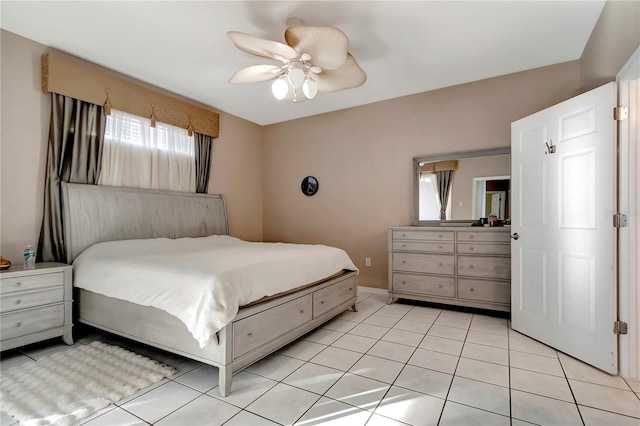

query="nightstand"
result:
[0,262,73,351]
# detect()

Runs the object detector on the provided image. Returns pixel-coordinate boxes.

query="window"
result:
[99,109,196,192]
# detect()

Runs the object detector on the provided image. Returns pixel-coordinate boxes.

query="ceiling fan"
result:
[227,21,367,102]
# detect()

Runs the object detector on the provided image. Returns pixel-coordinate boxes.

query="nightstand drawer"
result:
[1,304,65,340]
[0,272,64,294]
[0,287,64,313]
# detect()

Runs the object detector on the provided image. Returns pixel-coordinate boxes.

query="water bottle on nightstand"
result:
[24,245,35,269]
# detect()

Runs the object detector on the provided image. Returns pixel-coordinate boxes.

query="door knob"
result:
[511,233,520,240]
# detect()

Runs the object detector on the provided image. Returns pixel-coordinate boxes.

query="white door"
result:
[511,82,617,373]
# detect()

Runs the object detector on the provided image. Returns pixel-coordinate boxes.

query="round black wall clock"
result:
[301,176,319,196]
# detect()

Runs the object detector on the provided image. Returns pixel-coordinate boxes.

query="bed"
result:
[61,183,358,396]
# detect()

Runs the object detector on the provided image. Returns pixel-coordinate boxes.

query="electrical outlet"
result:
[365,258,371,267]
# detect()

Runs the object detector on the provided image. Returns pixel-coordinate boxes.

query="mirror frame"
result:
[413,147,511,226]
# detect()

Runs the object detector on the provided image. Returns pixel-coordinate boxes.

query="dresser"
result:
[388,226,511,312]
[0,262,73,350]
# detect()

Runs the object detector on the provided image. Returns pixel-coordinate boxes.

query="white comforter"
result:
[72,235,357,348]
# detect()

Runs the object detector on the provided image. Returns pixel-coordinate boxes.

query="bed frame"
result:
[61,183,357,396]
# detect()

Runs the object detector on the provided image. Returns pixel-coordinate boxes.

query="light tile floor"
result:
[2,287,639,426]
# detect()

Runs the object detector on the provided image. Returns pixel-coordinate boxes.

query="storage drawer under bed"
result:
[313,277,356,318]
[233,295,312,359]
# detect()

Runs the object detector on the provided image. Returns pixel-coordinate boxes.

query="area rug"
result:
[0,341,177,426]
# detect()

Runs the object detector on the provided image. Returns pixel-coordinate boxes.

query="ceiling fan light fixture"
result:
[272,77,289,100]
[287,67,306,89]
[302,77,318,99]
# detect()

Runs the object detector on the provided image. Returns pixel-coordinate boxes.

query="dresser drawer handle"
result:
[469,265,474,268]
[320,300,325,305]
[438,246,443,249]
[470,288,475,292]
[438,285,443,288]
[402,260,406,264]
[438,235,443,238]
[15,300,22,305]
[248,332,254,339]
[469,247,474,251]
[402,244,406,248]
[15,282,22,288]
[402,234,406,237]
[438,263,443,267]
[300,309,305,314]
[470,235,474,239]
[15,322,21,328]
[402,281,406,285]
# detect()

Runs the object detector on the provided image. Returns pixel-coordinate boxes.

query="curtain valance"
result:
[41,52,219,138]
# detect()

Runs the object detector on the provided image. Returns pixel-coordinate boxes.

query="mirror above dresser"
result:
[413,148,510,225]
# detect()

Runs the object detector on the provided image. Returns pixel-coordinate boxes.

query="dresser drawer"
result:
[457,231,510,243]
[393,253,454,275]
[392,241,454,253]
[393,230,454,242]
[1,303,65,340]
[313,278,356,318]
[392,273,455,297]
[457,256,511,279]
[0,287,64,313]
[458,278,510,304]
[457,243,511,256]
[233,295,312,359]
[0,272,64,294]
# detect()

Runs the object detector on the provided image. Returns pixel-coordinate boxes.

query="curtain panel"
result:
[435,170,454,220]
[194,132,213,194]
[37,94,105,263]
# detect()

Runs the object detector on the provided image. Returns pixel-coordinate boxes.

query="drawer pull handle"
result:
[469,265,474,268]
[15,322,21,328]
[438,263,443,267]
[320,300,325,304]
[300,309,305,314]
[439,246,443,249]
[438,285,443,288]
[402,260,406,264]
[402,234,406,237]
[15,282,22,288]
[470,288,475,292]
[470,235,474,239]
[402,244,406,247]
[438,235,443,238]
[349,288,352,291]
[402,281,406,285]
[248,333,253,338]
[15,300,22,305]
[469,247,474,251]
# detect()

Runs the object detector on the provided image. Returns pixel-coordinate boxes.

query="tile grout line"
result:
[555,345,586,426]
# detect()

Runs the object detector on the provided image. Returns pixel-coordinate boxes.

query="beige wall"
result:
[580,0,640,90]
[0,30,263,263]
[263,62,582,288]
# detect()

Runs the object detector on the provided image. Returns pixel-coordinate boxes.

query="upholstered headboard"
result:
[61,183,228,262]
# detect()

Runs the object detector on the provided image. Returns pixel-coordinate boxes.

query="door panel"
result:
[511,82,617,373]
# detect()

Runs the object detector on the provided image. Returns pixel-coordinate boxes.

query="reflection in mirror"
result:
[413,148,510,224]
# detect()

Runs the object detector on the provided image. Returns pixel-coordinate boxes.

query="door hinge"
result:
[614,321,628,335]
[613,213,628,228]
[614,106,628,121]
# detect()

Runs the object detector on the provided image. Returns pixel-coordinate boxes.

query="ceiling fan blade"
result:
[284,25,348,70]
[228,31,298,61]
[313,53,367,92]
[229,65,283,84]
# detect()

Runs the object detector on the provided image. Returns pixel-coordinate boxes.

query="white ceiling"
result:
[1,1,606,126]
